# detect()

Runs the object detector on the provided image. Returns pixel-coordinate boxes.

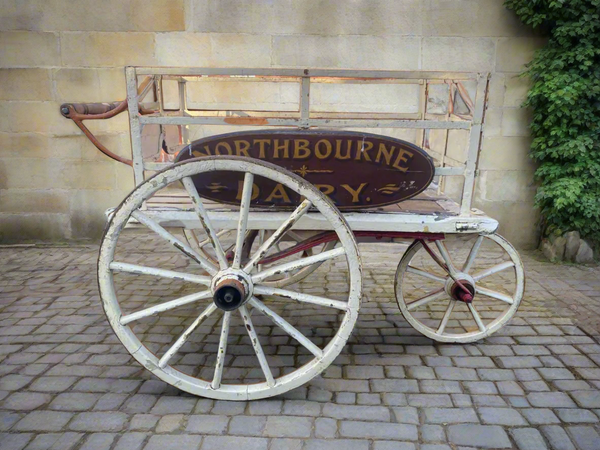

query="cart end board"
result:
[175,130,435,210]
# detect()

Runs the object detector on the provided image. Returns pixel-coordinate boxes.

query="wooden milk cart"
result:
[61,67,525,400]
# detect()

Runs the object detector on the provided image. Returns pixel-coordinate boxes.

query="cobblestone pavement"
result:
[1,234,600,450]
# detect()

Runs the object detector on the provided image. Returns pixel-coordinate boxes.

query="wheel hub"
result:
[211,269,253,311]
[444,273,475,303]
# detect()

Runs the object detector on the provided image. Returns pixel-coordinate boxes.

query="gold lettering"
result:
[341,183,368,203]
[315,139,332,159]
[192,145,211,157]
[315,184,335,196]
[235,181,260,200]
[265,183,292,203]
[214,142,233,156]
[392,149,414,172]
[355,140,373,162]
[294,139,311,159]
[334,139,352,160]
[376,143,396,165]
[234,140,251,157]
[253,139,270,159]
[273,139,290,158]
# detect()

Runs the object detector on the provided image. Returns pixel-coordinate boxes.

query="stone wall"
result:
[0,0,544,247]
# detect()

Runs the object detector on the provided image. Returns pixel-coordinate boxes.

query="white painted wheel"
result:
[98,156,361,400]
[395,234,524,343]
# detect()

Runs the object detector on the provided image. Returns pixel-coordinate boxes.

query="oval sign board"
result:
[175,130,435,210]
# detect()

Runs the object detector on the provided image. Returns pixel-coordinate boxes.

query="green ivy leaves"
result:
[505,0,600,241]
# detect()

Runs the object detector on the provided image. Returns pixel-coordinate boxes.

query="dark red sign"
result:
[175,130,435,210]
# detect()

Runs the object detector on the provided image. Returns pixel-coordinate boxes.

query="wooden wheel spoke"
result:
[434,240,458,275]
[436,300,456,334]
[475,286,514,304]
[250,297,323,358]
[244,199,312,273]
[407,288,446,311]
[472,261,515,281]
[252,247,345,283]
[158,303,217,368]
[211,311,231,389]
[120,290,212,325]
[239,305,275,387]
[182,177,228,270]
[253,286,348,311]
[109,261,211,285]
[233,173,254,269]
[406,266,446,283]
[131,210,218,276]
[462,235,484,273]
[467,303,487,332]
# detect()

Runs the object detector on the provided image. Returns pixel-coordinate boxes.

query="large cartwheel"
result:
[62,67,525,399]
[98,157,362,400]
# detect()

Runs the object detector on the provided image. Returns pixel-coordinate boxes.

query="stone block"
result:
[479,137,535,171]
[0,102,73,134]
[422,37,495,71]
[0,69,52,100]
[14,411,73,431]
[541,425,576,450]
[185,414,228,434]
[69,188,129,238]
[263,416,312,438]
[192,0,423,36]
[272,35,420,70]
[568,426,600,450]
[61,32,156,67]
[0,32,60,67]
[130,0,185,32]
[447,424,511,448]
[312,83,420,114]
[54,68,127,103]
[479,407,527,425]
[541,239,558,262]
[502,107,532,136]
[156,33,271,68]
[510,428,549,450]
[144,435,203,450]
[339,421,417,440]
[0,213,71,242]
[476,170,536,202]
[423,0,532,37]
[483,108,503,137]
[564,231,581,262]
[0,0,185,32]
[504,74,530,107]
[575,240,594,264]
[487,73,506,107]
[185,80,299,112]
[0,190,69,214]
[496,37,546,73]
[69,412,128,432]
[471,198,539,249]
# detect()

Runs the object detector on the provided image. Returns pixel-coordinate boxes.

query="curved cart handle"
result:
[59,76,155,167]
[60,101,124,118]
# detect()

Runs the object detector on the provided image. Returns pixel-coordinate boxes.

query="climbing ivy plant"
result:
[504,0,600,242]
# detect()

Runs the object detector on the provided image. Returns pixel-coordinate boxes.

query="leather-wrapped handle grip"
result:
[60,101,122,117]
